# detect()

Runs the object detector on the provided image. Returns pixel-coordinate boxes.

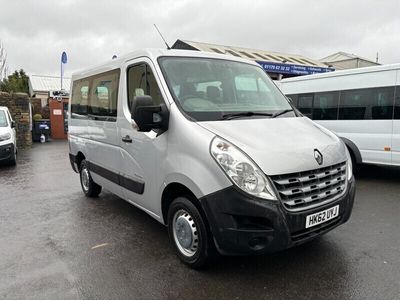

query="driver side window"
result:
[127,63,164,110]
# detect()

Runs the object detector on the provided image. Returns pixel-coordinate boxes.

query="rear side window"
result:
[71,80,89,118]
[88,70,120,121]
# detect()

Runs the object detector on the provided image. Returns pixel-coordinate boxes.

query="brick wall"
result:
[0,92,32,149]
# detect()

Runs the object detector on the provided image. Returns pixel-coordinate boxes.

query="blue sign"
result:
[61,51,67,64]
[256,60,334,75]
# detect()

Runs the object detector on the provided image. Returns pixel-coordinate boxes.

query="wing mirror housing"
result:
[131,96,169,132]
[10,120,16,128]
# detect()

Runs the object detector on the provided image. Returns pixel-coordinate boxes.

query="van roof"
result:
[71,48,259,80]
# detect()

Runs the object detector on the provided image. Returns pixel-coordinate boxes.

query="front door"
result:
[117,58,169,218]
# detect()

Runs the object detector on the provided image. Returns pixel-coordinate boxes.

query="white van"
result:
[0,106,17,166]
[68,49,355,268]
[278,64,400,167]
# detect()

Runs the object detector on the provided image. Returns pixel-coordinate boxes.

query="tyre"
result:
[79,160,102,197]
[9,150,16,166]
[348,150,358,175]
[167,196,214,268]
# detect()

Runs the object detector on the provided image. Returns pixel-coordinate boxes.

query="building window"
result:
[225,50,241,57]
[210,48,224,54]
[239,51,255,59]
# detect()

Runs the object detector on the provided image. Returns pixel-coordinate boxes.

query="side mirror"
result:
[286,96,293,104]
[131,96,168,132]
[11,120,16,128]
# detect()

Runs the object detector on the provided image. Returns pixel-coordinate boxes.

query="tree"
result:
[0,69,29,94]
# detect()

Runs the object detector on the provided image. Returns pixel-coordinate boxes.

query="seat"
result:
[206,86,221,103]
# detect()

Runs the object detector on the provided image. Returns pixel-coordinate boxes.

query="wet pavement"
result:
[0,141,399,299]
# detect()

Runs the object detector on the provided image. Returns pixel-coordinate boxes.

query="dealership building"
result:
[172,39,335,80]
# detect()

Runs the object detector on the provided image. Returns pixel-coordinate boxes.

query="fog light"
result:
[248,237,267,250]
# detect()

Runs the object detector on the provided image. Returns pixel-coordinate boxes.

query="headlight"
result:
[0,133,11,141]
[210,136,277,200]
[347,158,353,181]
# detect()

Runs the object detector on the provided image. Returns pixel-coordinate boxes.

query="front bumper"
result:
[200,178,355,255]
[0,143,15,162]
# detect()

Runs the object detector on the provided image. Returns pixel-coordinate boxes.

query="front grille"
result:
[271,161,347,212]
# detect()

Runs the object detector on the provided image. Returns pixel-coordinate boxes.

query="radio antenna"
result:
[154,24,171,50]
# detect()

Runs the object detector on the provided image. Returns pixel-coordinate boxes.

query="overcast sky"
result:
[1,0,399,77]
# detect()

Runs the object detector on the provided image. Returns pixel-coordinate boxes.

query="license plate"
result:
[305,205,339,228]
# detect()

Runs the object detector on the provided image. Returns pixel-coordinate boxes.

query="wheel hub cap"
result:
[81,168,90,192]
[173,210,199,257]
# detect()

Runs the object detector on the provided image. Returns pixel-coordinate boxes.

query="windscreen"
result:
[159,57,293,121]
[0,111,8,127]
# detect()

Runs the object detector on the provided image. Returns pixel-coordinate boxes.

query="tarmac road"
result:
[0,141,399,299]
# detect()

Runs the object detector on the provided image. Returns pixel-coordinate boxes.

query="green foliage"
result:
[33,114,42,121]
[0,69,29,94]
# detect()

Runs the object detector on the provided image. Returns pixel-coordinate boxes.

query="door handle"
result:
[122,135,132,143]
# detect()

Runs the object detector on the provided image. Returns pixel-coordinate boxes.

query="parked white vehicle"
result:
[278,63,400,167]
[68,49,355,268]
[0,106,17,166]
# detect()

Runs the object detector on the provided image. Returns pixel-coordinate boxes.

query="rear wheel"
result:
[167,196,213,269]
[79,160,102,197]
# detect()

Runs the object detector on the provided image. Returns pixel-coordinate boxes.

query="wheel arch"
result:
[341,137,362,164]
[161,182,203,225]
[70,151,86,172]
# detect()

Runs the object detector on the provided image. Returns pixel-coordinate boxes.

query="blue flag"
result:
[61,51,67,64]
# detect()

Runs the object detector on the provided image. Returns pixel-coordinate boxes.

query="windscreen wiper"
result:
[271,109,294,118]
[221,111,273,120]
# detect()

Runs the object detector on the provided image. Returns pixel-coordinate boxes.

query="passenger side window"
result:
[89,70,120,120]
[313,92,339,120]
[71,80,89,118]
[395,86,400,119]
[338,89,369,120]
[370,87,394,120]
[298,94,313,118]
[127,64,164,110]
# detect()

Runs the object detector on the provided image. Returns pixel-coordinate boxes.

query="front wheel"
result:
[9,150,16,166]
[79,160,102,197]
[167,197,213,268]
